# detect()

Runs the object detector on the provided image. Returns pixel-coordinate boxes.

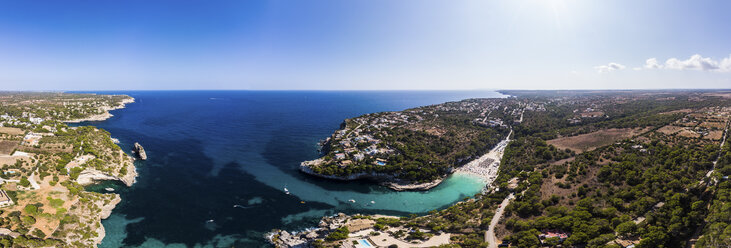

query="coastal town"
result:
[0,93,137,247]
[272,90,731,248]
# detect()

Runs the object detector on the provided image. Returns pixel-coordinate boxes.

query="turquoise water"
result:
[76,91,505,247]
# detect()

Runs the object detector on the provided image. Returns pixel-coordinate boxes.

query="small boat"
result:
[284,187,290,195]
[206,219,214,223]
[233,204,245,208]
[300,201,306,204]
[348,199,356,203]
[105,188,114,192]
[370,201,375,204]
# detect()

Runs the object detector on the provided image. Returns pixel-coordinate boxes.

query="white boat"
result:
[370,201,375,204]
[284,187,290,195]
[105,188,114,192]
[348,199,356,203]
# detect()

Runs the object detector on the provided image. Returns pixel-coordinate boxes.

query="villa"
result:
[0,190,14,208]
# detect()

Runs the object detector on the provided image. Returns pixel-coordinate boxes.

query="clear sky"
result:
[0,0,729,90]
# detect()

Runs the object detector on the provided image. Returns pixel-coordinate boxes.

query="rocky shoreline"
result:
[299,131,512,192]
[91,195,122,245]
[299,159,445,191]
[71,96,138,247]
[64,97,135,123]
[76,158,138,187]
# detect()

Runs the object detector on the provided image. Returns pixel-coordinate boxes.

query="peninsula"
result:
[0,92,137,247]
[273,90,731,248]
[300,98,522,190]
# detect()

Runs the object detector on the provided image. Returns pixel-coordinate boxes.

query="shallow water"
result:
[75,91,506,247]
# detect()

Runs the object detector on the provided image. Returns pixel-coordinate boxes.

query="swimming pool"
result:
[358,239,373,247]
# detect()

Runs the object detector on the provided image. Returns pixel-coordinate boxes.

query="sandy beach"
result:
[455,130,512,187]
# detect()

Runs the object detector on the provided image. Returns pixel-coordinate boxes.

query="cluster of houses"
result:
[330,125,396,168]
[326,99,521,169]
[474,117,507,128]
[567,107,608,124]
[0,113,45,128]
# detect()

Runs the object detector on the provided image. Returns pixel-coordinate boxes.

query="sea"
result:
[73,90,507,247]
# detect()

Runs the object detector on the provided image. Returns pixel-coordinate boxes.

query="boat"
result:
[105,188,114,192]
[233,204,245,208]
[206,219,214,223]
[284,187,290,195]
[370,201,375,204]
[348,199,356,203]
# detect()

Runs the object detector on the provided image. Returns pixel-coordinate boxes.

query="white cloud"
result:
[644,58,662,69]
[630,54,731,72]
[665,54,720,71]
[594,62,625,73]
[721,55,731,72]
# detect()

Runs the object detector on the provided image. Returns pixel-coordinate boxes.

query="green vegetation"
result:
[325,227,350,241]
[696,139,731,248]
[308,98,511,183]
[0,92,135,247]
[361,91,730,248]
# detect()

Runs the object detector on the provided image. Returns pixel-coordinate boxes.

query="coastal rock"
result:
[268,213,352,248]
[133,142,147,160]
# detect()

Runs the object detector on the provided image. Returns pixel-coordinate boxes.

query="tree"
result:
[615,221,637,238]
[325,227,349,241]
[19,176,30,187]
[23,204,39,215]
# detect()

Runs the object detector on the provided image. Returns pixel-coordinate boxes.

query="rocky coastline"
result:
[91,195,122,245]
[268,213,388,248]
[70,96,138,247]
[64,97,135,123]
[299,159,445,191]
[76,160,138,187]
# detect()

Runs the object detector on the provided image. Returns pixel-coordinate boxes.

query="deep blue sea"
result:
[75,91,506,247]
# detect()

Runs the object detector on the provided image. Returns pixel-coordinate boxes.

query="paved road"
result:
[486,193,514,248]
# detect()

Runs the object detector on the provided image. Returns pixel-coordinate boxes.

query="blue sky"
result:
[0,0,729,90]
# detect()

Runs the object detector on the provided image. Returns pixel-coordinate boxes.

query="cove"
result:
[74,90,507,247]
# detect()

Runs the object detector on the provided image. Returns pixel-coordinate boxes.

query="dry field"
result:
[702,92,731,98]
[657,125,685,135]
[704,130,724,140]
[0,127,24,135]
[700,121,727,129]
[677,129,700,138]
[0,140,17,155]
[547,128,647,152]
